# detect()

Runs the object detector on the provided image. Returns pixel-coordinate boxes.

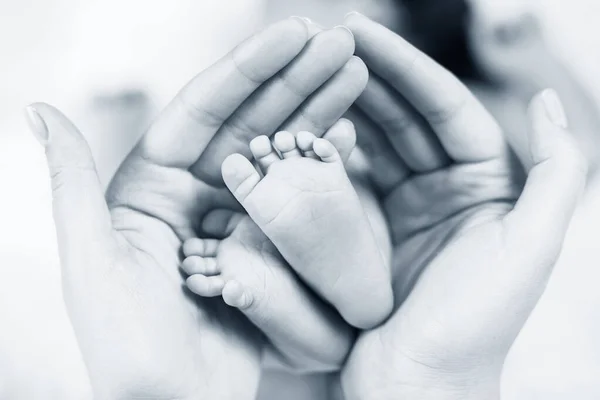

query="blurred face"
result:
[263,0,405,32]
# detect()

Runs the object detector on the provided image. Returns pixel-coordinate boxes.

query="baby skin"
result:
[182,130,393,370]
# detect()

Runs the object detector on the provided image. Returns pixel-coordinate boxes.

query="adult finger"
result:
[345,12,505,162]
[280,56,367,138]
[355,73,450,172]
[135,17,309,169]
[191,26,356,184]
[504,89,587,264]
[345,107,410,194]
[25,103,113,270]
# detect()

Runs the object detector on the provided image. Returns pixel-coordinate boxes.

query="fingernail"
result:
[290,16,310,25]
[345,11,364,19]
[334,25,354,38]
[24,105,49,146]
[541,89,568,129]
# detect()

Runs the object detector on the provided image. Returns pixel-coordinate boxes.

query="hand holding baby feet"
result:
[339,14,587,400]
[222,131,393,329]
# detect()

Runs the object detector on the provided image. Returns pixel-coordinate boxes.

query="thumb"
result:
[25,102,112,266]
[504,89,587,264]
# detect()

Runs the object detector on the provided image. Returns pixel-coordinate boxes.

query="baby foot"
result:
[181,122,360,372]
[222,131,393,329]
[182,217,353,372]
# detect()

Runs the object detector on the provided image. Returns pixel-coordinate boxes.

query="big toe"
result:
[322,118,356,163]
[222,154,261,203]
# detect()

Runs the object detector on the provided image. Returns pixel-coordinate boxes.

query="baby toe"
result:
[222,280,254,310]
[186,275,225,297]
[183,238,221,257]
[322,118,356,163]
[182,256,219,276]
[250,135,280,173]
[313,138,342,163]
[222,153,261,202]
[296,131,319,159]
[274,131,301,159]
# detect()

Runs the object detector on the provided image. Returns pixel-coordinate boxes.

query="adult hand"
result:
[340,13,587,400]
[26,17,367,400]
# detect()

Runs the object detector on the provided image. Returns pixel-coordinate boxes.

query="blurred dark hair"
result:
[400,0,486,82]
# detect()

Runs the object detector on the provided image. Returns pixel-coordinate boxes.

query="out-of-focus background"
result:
[1,0,600,399]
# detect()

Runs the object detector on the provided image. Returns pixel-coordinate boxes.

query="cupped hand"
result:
[27,17,368,400]
[340,13,587,400]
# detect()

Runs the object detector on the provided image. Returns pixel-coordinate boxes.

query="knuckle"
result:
[223,116,263,144]
[559,142,589,177]
[175,95,224,128]
[49,164,96,194]
[231,51,265,85]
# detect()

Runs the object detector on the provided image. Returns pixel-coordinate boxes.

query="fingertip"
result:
[343,11,366,25]
[232,17,309,83]
[276,16,310,44]
[527,90,586,176]
[319,24,355,57]
[27,101,59,116]
[343,11,371,38]
[24,105,49,146]
[281,16,310,47]
[304,18,324,38]
[530,89,568,129]
[336,118,356,139]
[333,25,354,40]
[25,102,94,163]
[25,102,79,148]
[289,16,311,28]
[343,56,369,90]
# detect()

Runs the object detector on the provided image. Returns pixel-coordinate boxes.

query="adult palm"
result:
[30,18,367,400]
[340,14,587,400]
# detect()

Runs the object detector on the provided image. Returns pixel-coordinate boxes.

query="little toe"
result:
[222,280,254,310]
[296,131,319,160]
[182,238,221,257]
[222,154,261,203]
[313,138,342,163]
[186,275,225,297]
[322,118,356,163]
[182,256,219,276]
[201,210,243,238]
[250,135,280,174]
[273,131,302,159]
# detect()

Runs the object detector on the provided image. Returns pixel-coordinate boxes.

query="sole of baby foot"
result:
[222,131,393,329]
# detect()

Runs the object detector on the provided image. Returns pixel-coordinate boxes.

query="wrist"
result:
[342,344,503,400]
[345,369,501,400]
